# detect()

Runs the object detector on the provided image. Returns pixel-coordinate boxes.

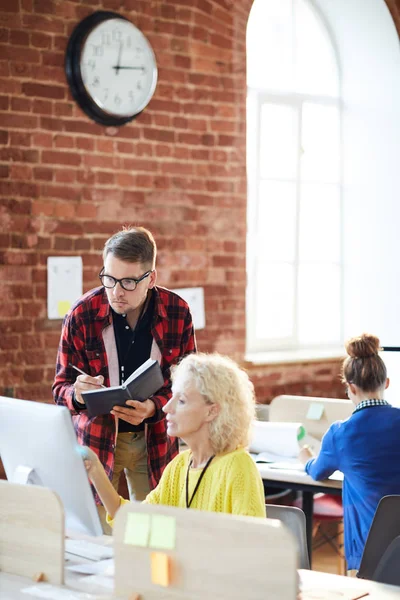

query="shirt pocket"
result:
[85,348,104,377]
[162,346,182,368]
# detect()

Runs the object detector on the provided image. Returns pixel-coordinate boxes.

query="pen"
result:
[68,362,106,388]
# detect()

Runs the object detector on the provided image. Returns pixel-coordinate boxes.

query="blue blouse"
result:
[305,404,400,569]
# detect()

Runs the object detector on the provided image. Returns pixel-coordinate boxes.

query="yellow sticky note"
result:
[150,552,171,587]
[124,512,150,547]
[57,300,71,317]
[306,403,324,421]
[149,514,176,550]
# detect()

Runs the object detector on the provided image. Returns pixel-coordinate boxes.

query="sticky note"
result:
[124,512,150,547]
[306,403,324,421]
[150,552,171,587]
[149,514,176,550]
[57,300,71,317]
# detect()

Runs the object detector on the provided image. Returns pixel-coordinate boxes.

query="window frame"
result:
[246,89,343,357]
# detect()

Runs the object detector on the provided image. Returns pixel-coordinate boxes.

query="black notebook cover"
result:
[82,358,164,418]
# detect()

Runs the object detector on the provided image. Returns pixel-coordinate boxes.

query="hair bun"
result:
[345,333,380,359]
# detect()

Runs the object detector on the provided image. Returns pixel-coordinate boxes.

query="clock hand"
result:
[113,41,123,74]
[111,66,145,71]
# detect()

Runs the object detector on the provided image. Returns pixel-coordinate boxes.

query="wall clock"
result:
[65,11,158,126]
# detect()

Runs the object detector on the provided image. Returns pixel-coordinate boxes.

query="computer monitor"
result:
[0,396,102,537]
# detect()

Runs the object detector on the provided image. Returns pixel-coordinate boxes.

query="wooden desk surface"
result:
[300,569,400,599]
[2,568,400,599]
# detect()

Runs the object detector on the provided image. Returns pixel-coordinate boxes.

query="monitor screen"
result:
[0,396,102,537]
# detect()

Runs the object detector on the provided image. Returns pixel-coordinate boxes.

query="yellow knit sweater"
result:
[108,448,266,525]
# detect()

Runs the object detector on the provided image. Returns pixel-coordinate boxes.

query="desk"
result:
[299,569,400,599]
[2,568,400,600]
[259,464,343,567]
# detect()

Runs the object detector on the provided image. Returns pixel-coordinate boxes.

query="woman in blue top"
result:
[299,333,400,571]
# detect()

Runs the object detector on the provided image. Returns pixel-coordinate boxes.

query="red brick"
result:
[10,131,31,146]
[23,82,64,100]
[42,150,81,166]
[76,137,95,151]
[0,129,8,144]
[0,44,40,63]
[54,102,74,117]
[54,134,74,149]
[0,336,19,350]
[9,165,32,180]
[11,97,32,112]
[31,32,52,48]
[10,30,30,46]
[1,0,20,13]
[0,113,38,129]
[32,132,53,148]
[33,167,53,181]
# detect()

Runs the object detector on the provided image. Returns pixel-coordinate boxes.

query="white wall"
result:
[314,0,400,346]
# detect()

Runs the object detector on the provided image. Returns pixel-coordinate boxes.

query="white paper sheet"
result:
[21,584,110,599]
[250,421,304,457]
[66,559,114,576]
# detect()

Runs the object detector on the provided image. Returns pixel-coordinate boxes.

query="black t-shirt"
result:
[112,292,154,433]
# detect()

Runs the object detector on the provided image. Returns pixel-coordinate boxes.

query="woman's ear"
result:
[206,403,220,422]
[348,382,357,396]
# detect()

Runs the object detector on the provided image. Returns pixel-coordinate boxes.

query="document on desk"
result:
[21,584,113,599]
[66,558,114,576]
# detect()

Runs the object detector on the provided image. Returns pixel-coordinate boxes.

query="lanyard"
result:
[185,455,215,509]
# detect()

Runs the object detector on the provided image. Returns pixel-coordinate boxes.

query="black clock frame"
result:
[65,11,145,127]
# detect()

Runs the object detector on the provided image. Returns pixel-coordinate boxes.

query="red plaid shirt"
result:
[52,286,196,494]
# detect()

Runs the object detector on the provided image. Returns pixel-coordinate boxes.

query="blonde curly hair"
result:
[171,353,256,454]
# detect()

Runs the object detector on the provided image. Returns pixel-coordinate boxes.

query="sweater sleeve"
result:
[229,454,266,518]
[305,422,340,481]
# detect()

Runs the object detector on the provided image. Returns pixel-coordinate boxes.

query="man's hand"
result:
[111,399,156,425]
[74,374,104,405]
[298,445,315,465]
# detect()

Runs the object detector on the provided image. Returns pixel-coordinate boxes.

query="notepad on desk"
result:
[82,358,164,418]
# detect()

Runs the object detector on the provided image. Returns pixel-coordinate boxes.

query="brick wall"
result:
[3,0,397,409]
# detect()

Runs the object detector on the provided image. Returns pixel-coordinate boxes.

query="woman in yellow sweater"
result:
[83,352,266,524]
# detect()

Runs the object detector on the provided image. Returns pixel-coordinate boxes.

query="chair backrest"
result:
[266,503,310,570]
[358,495,400,580]
[373,535,400,585]
[269,395,352,441]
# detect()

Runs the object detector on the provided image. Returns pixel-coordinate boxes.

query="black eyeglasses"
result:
[99,268,153,291]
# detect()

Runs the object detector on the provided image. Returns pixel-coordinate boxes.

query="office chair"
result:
[372,535,400,585]
[294,492,346,574]
[266,504,310,569]
[358,495,400,580]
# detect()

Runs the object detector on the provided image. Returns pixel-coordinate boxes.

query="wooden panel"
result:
[0,481,64,584]
[269,395,353,440]
[113,502,297,599]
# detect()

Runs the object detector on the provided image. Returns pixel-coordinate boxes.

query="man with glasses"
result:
[53,226,196,531]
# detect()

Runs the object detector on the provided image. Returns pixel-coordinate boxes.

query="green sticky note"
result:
[297,425,306,441]
[124,512,151,547]
[57,300,71,317]
[149,514,176,550]
[306,403,324,421]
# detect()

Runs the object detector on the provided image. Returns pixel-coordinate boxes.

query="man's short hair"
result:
[103,226,157,268]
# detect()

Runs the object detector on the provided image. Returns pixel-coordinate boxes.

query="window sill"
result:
[244,347,345,366]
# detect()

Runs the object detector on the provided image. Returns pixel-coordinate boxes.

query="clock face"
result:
[79,18,157,118]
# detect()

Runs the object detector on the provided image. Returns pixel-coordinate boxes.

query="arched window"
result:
[246,0,341,358]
